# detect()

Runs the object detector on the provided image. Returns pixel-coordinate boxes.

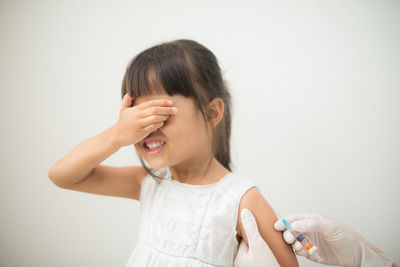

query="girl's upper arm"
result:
[60,165,148,200]
[237,187,299,267]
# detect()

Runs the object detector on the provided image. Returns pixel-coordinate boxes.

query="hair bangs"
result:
[125,44,198,100]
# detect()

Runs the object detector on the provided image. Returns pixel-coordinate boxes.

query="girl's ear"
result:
[207,98,224,127]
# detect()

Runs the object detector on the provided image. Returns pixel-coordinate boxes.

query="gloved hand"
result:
[274,213,395,267]
[234,208,280,267]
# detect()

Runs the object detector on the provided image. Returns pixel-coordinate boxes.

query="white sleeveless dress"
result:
[125,167,258,267]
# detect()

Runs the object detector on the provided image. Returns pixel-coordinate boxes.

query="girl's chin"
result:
[141,154,169,169]
[147,161,169,169]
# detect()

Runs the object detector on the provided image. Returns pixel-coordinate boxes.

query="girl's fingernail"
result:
[172,107,178,113]
[167,100,173,105]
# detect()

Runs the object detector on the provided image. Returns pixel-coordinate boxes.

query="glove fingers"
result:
[274,219,286,231]
[233,241,248,267]
[293,240,303,252]
[285,213,325,223]
[237,240,249,254]
[240,208,260,248]
[283,230,296,244]
[274,213,325,230]
[291,219,328,234]
[295,246,309,257]
[284,232,309,257]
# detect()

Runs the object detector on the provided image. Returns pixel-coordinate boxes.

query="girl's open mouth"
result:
[144,141,166,155]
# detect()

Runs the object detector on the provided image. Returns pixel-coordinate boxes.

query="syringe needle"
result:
[273,209,325,263]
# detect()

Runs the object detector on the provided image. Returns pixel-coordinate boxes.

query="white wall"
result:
[0,0,398,266]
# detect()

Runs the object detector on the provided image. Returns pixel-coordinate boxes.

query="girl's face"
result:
[133,93,212,169]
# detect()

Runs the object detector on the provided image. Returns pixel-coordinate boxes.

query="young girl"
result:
[48,39,298,267]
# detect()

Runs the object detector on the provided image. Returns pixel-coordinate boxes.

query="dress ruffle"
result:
[126,242,226,267]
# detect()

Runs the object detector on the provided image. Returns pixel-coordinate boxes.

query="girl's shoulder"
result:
[235,179,299,266]
[219,171,260,197]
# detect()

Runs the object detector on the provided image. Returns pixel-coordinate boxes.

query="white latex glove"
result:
[234,208,280,267]
[274,213,394,267]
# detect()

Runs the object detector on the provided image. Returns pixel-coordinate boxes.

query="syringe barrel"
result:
[292,232,317,254]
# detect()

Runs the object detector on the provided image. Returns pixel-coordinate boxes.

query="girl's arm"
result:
[48,126,121,187]
[48,126,146,200]
[48,95,177,200]
[237,187,299,267]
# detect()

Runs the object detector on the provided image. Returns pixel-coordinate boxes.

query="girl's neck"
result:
[169,157,230,186]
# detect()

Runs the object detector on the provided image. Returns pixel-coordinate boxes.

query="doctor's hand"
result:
[274,213,395,267]
[234,209,280,267]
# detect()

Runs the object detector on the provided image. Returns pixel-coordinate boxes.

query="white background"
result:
[0,0,399,266]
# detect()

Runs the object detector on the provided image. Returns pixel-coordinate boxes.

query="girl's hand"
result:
[111,93,177,147]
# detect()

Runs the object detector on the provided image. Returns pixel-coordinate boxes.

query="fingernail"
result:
[172,107,178,113]
[167,100,173,105]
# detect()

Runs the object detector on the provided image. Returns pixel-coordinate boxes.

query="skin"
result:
[133,92,230,185]
[237,188,299,266]
[133,91,298,267]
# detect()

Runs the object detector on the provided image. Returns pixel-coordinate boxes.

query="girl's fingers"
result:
[136,99,174,110]
[143,121,165,132]
[141,115,170,126]
[140,106,178,117]
[120,93,134,111]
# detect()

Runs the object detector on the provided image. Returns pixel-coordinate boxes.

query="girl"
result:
[48,39,298,267]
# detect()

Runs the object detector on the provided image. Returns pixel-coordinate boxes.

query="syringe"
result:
[274,210,324,263]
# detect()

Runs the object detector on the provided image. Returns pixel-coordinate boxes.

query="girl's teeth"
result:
[146,142,165,149]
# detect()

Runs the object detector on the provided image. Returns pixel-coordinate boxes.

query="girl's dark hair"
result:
[121,39,233,182]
